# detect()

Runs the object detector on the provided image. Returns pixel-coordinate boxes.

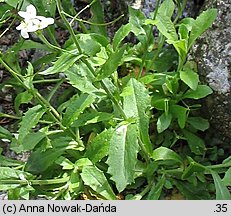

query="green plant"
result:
[0,0,230,200]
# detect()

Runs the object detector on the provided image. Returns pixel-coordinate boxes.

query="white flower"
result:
[16,4,54,39]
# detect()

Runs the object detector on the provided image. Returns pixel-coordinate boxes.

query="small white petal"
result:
[16,23,24,30]
[21,30,29,39]
[26,4,37,17]
[18,11,29,19]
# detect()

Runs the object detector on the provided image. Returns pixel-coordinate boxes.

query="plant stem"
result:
[0,57,76,138]
[0,176,69,186]
[137,0,161,79]
[56,0,127,120]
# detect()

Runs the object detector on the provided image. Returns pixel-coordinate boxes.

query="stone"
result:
[192,0,231,148]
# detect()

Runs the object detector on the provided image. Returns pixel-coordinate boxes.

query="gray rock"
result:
[192,0,231,146]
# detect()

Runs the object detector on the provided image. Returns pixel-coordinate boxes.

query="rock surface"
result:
[192,0,231,148]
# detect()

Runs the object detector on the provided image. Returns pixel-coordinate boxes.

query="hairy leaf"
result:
[180,70,199,90]
[62,94,95,127]
[152,147,183,165]
[85,128,114,163]
[107,124,139,192]
[81,165,117,200]
[122,78,152,153]
[211,170,231,200]
[183,85,213,99]
[18,105,45,144]
[189,9,217,48]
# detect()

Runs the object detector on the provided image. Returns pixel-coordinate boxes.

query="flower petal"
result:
[18,11,29,19]
[20,30,29,39]
[26,4,37,17]
[16,23,24,30]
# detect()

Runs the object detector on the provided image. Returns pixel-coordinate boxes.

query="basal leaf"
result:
[183,130,206,155]
[183,85,213,99]
[157,112,172,133]
[180,70,199,90]
[0,167,33,180]
[62,94,95,127]
[211,170,231,200]
[189,9,217,48]
[187,117,209,131]
[107,124,139,192]
[81,165,117,200]
[25,147,66,174]
[0,126,12,140]
[0,155,23,167]
[157,0,175,17]
[147,175,166,200]
[18,105,45,144]
[122,78,152,153]
[222,168,231,187]
[170,105,188,129]
[11,132,46,153]
[85,128,114,163]
[155,14,178,41]
[152,147,183,165]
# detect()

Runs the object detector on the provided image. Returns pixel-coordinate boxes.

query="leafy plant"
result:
[0,0,230,200]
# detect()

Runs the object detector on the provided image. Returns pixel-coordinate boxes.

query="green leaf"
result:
[211,170,231,200]
[171,105,188,129]
[182,158,206,179]
[175,180,211,199]
[183,85,213,99]
[55,156,74,170]
[189,9,217,48]
[180,70,199,90]
[113,23,132,50]
[0,155,23,167]
[14,91,33,116]
[157,112,172,133]
[152,147,183,165]
[129,7,146,36]
[0,126,12,140]
[187,117,209,131]
[155,14,178,41]
[85,128,114,163]
[81,165,117,200]
[39,53,84,75]
[122,78,152,153]
[90,0,107,37]
[68,170,82,194]
[182,130,206,155]
[107,124,139,192]
[157,0,175,17]
[222,168,231,187]
[25,147,66,174]
[72,112,113,128]
[147,175,166,200]
[19,40,52,51]
[96,47,125,80]
[62,94,95,127]
[65,63,104,95]
[11,131,46,153]
[18,105,45,144]
[0,167,33,180]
